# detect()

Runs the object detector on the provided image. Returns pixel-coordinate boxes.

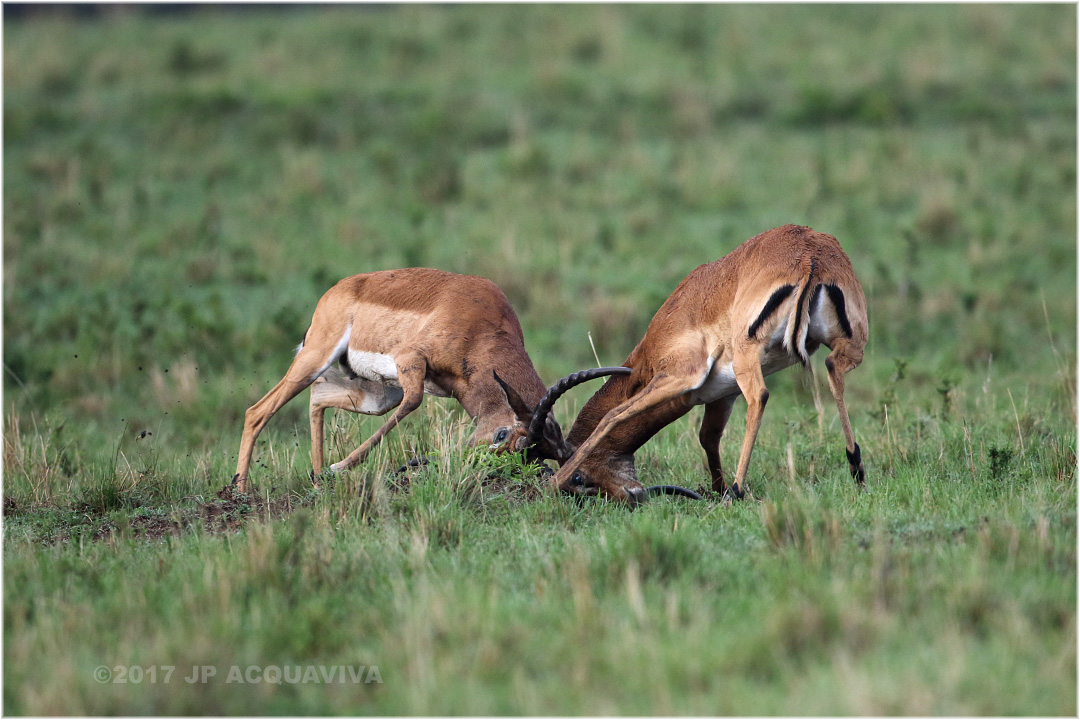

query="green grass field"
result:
[3,4,1076,715]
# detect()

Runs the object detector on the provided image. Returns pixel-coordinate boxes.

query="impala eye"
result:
[493,428,510,444]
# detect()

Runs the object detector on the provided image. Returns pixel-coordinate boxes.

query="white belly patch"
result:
[687,351,798,406]
[347,349,400,386]
[689,361,739,405]
[344,349,450,398]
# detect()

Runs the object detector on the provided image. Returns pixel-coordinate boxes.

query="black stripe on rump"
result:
[788,257,817,355]
[747,284,795,339]
[823,284,853,338]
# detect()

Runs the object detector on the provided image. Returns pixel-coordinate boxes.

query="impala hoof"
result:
[218,480,246,500]
[722,484,746,503]
[394,457,430,475]
[310,470,336,490]
[625,486,647,508]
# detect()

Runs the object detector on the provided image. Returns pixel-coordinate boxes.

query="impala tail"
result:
[784,257,817,367]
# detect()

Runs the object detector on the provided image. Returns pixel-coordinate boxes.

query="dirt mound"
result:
[201,481,306,533]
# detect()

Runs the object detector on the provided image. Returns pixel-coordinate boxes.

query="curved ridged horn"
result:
[525,366,632,448]
[646,485,704,500]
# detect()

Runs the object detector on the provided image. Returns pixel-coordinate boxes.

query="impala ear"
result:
[492,370,534,422]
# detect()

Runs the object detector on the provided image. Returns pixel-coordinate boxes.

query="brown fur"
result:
[557,225,868,503]
[232,268,566,492]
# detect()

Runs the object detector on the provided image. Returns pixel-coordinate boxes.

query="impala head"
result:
[559,451,648,506]
[539,366,705,507]
[490,367,638,466]
[489,371,571,463]
[555,443,704,506]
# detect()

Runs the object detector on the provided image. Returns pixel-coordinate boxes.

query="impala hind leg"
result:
[824,339,865,484]
[310,389,329,479]
[328,354,427,473]
[699,395,737,495]
[233,339,347,493]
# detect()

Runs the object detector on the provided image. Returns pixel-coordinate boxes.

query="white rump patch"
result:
[310,325,353,382]
[807,288,838,345]
[768,316,789,352]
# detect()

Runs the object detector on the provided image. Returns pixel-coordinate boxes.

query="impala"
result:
[526,224,868,505]
[229,268,624,493]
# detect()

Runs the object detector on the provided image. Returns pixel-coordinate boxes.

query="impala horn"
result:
[525,366,632,448]
[646,485,704,500]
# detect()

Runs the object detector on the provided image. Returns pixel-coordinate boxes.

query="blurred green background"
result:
[4,4,1075,451]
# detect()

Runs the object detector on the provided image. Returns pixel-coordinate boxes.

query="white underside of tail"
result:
[783,281,815,366]
[784,287,847,364]
[806,288,832,346]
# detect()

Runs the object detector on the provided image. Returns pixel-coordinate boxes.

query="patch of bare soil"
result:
[131,513,184,540]
[93,512,185,542]
[14,461,562,546]
[200,483,304,534]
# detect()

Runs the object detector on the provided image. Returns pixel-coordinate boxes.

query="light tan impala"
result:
[230,268,625,493]
[525,225,868,505]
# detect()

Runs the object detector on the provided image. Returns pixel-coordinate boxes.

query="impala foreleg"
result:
[310,400,326,478]
[699,395,737,495]
[569,373,692,466]
[308,379,399,484]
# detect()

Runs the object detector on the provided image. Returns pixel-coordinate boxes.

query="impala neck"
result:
[457,339,547,421]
